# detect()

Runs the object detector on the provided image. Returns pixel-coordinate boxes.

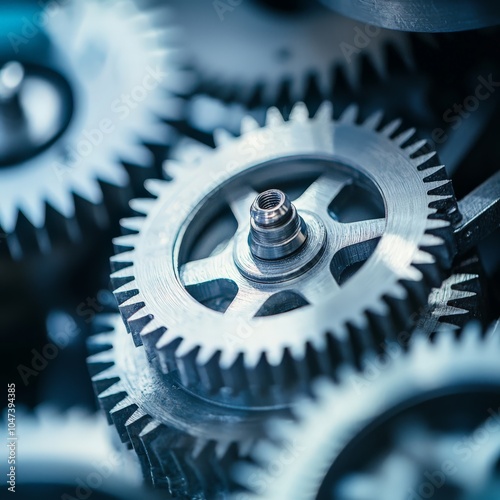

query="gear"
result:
[319,0,500,32]
[0,0,190,259]
[0,405,155,499]
[88,314,291,499]
[417,253,484,334]
[170,0,413,103]
[232,321,500,499]
[111,102,457,397]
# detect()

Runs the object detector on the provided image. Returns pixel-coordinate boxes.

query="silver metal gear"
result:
[170,0,413,102]
[0,0,190,259]
[111,102,457,397]
[232,321,500,499]
[88,314,291,499]
[416,253,484,334]
[0,405,155,499]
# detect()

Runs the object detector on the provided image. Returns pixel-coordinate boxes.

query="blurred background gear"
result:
[233,322,500,499]
[110,102,456,397]
[0,0,191,407]
[169,0,413,104]
[0,405,164,500]
[318,0,500,32]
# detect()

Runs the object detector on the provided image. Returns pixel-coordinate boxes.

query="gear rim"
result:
[111,101,457,397]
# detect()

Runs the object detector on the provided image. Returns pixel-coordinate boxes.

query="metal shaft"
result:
[248,189,308,260]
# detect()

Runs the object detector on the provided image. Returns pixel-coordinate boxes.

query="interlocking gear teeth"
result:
[0,0,191,259]
[417,253,484,334]
[171,0,413,104]
[232,321,500,499]
[88,314,290,498]
[111,101,456,397]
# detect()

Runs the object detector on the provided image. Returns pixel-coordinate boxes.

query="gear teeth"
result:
[338,104,359,124]
[393,127,416,147]
[265,107,285,127]
[120,217,145,234]
[381,118,402,137]
[129,198,156,215]
[405,139,428,156]
[144,179,169,198]
[163,160,185,180]
[213,128,234,147]
[87,314,267,498]
[241,115,261,134]
[112,234,139,252]
[110,251,135,272]
[413,151,439,169]
[289,102,309,123]
[314,101,333,123]
[363,110,384,130]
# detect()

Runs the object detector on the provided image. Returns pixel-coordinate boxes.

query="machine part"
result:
[318,0,500,32]
[111,102,457,396]
[454,171,500,255]
[416,253,484,334]
[233,322,500,499]
[0,406,158,500]
[0,0,190,260]
[170,0,412,103]
[88,314,291,499]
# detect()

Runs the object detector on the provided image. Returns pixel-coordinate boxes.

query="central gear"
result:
[0,0,189,258]
[170,0,412,102]
[112,102,457,396]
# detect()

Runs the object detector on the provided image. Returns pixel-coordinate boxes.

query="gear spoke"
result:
[224,289,271,319]
[180,250,230,287]
[338,218,386,249]
[227,185,260,228]
[294,174,351,215]
[301,270,340,303]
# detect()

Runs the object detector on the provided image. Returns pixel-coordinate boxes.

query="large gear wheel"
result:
[88,314,291,499]
[0,0,189,259]
[111,102,457,397]
[170,0,413,103]
[232,321,500,499]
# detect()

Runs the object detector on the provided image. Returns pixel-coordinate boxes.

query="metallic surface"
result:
[233,322,500,499]
[455,171,500,255]
[111,102,456,396]
[171,0,412,102]
[88,314,291,498]
[319,0,500,32]
[0,0,189,259]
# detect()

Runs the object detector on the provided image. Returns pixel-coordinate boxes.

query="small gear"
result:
[170,0,413,103]
[0,0,190,259]
[88,314,291,499]
[111,102,457,397]
[416,253,484,334]
[1,405,155,499]
[232,321,500,499]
